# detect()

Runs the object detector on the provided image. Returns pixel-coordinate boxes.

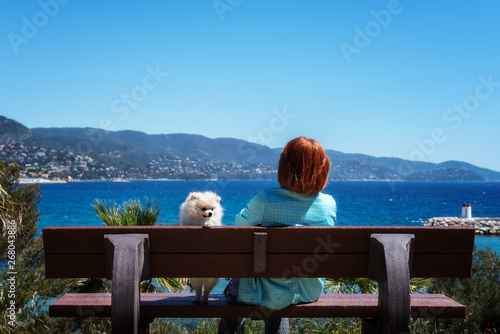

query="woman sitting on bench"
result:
[218,136,337,334]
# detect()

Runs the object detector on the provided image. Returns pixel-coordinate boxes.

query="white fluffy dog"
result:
[179,191,223,303]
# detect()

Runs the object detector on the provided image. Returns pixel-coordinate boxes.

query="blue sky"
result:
[1,1,500,171]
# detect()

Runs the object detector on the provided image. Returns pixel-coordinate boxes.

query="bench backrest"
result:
[43,226,475,279]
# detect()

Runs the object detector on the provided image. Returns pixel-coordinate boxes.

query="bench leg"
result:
[104,234,150,334]
[140,317,153,334]
[361,318,375,334]
[368,234,415,334]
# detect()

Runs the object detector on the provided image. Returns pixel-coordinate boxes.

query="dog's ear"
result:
[188,193,199,201]
[216,196,221,202]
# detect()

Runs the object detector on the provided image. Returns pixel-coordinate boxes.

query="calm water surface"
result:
[38,180,500,252]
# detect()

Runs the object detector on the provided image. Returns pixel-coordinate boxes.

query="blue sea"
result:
[37,180,500,253]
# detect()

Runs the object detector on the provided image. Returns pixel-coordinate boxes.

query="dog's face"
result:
[180,191,223,225]
[197,205,216,219]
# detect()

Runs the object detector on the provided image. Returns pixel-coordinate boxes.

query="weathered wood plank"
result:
[45,253,473,278]
[49,293,466,319]
[43,226,475,255]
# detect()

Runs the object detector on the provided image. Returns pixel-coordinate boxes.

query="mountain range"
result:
[1,115,499,181]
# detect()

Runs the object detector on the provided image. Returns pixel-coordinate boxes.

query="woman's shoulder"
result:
[316,192,336,205]
[317,191,334,199]
[258,187,290,198]
[265,188,335,202]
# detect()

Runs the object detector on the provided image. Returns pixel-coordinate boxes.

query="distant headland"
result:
[2,115,500,182]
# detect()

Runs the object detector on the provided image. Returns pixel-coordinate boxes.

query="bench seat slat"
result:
[45,253,473,279]
[49,293,466,319]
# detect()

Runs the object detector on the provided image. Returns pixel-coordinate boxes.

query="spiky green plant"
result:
[83,198,189,293]
[92,198,160,226]
[0,170,9,233]
[0,167,21,238]
[0,170,7,206]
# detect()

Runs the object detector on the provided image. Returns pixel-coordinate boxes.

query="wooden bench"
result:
[43,225,475,334]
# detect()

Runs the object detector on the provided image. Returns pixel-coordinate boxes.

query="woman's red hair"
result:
[278,137,330,196]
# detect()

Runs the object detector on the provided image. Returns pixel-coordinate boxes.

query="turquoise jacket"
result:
[235,187,337,310]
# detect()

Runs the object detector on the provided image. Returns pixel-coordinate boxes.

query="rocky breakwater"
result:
[423,217,500,235]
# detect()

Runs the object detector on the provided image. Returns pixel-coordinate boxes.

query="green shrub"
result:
[1,161,73,332]
[429,246,500,333]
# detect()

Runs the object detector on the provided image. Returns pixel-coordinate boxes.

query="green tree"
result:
[1,160,72,332]
[0,161,40,256]
[429,246,500,332]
